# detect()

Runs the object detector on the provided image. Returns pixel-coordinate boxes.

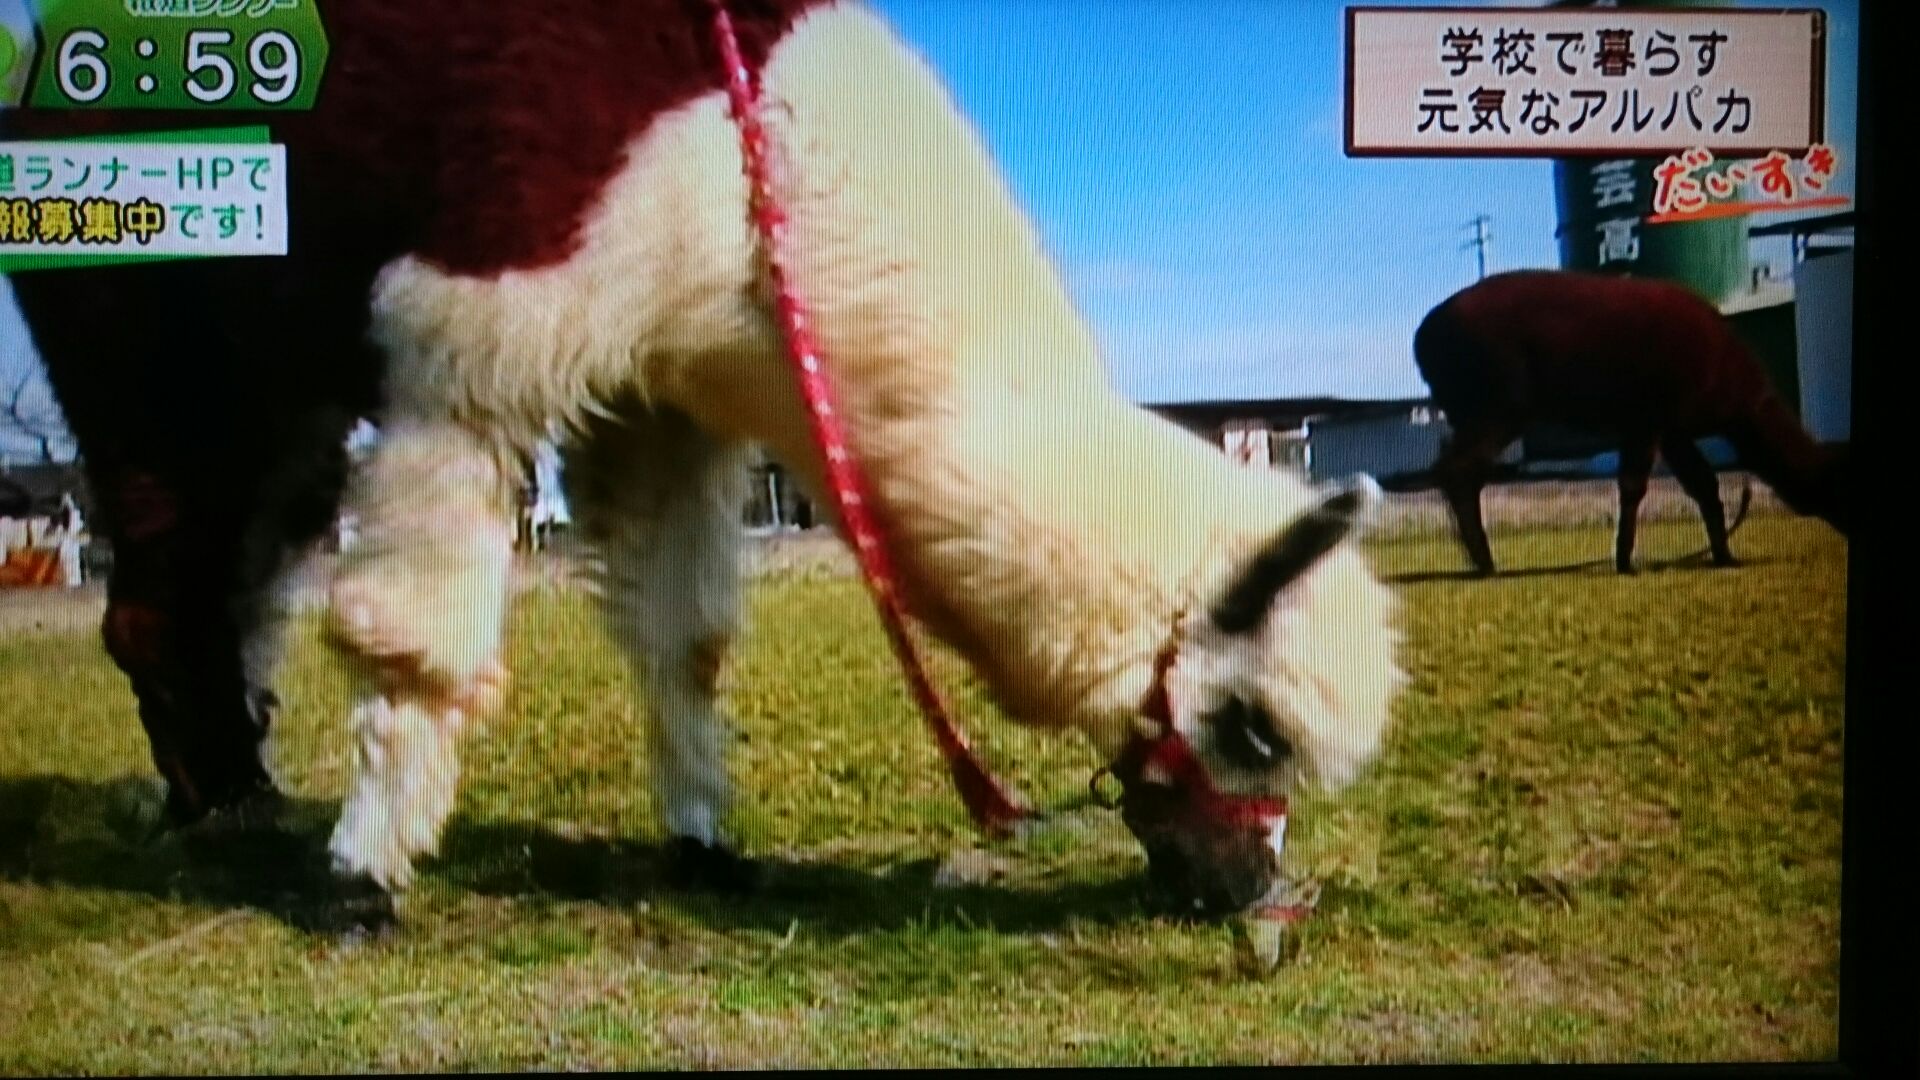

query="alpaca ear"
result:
[1210,475,1382,635]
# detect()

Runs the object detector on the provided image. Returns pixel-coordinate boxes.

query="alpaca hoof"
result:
[668,836,763,895]
[163,763,281,831]
[172,786,295,868]
[161,780,213,830]
[306,873,399,939]
[218,785,290,832]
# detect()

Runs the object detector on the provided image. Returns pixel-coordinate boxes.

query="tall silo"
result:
[1537,0,1761,462]
[1551,0,1752,303]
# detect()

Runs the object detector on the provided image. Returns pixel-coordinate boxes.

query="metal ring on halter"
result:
[1088,766,1124,810]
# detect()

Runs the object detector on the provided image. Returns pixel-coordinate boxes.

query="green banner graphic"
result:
[0,122,269,272]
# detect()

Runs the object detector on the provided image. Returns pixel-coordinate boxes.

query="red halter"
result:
[1096,638,1289,831]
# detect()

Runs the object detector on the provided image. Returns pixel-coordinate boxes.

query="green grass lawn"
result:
[0,516,1847,1069]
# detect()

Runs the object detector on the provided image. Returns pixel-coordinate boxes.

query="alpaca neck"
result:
[770,331,1310,762]
[740,4,1306,755]
[856,372,1294,758]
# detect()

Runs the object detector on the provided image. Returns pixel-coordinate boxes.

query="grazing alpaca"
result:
[1413,270,1849,575]
[6,0,1403,921]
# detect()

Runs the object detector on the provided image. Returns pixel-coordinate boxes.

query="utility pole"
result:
[1461,214,1493,280]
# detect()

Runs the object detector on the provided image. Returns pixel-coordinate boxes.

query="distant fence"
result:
[0,515,87,589]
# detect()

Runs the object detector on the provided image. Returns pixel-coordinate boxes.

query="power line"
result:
[1460,214,1493,280]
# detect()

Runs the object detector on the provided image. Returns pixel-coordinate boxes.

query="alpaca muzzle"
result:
[1114,758,1288,917]
[1092,644,1291,918]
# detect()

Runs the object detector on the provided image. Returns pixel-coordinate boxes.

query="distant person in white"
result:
[53,491,83,586]
[529,440,570,550]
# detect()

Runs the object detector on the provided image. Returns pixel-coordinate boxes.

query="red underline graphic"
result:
[1645,196,1851,224]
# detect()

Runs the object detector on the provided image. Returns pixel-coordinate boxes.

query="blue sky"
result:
[870,0,1859,403]
[0,0,1862,460]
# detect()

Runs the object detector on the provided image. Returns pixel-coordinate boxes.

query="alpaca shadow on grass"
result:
[1383,552,1781,585]
[0,774,1158,940]
[434,806,1157,940]
[0,774,357,932]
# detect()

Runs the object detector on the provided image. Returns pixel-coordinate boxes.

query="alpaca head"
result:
[1111,475,1396,917]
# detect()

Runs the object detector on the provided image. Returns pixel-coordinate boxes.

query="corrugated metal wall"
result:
[1794,250,1852,443]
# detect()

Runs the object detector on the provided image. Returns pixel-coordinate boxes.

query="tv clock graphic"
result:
[19,1,328,112]
[45,25,304,105]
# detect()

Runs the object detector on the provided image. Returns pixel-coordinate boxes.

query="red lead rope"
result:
[707,1,1029,837]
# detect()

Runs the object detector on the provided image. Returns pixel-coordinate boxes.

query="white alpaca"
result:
[323,2,1404,910]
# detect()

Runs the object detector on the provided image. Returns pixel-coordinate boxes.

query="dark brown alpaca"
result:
[1413,269,1849,575]
[6,260,378,826]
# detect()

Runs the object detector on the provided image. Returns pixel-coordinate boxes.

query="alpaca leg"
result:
[94,467,277,827]
[563,403,757,891]
[1661,436,1737,567]
[323,418,518,896]
[224,547,314,821]
[1432,427,1510,576]
[159,544,323,878]
[1614,440,1657,574]
[234,582,289,756]
[223,523,341,820]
